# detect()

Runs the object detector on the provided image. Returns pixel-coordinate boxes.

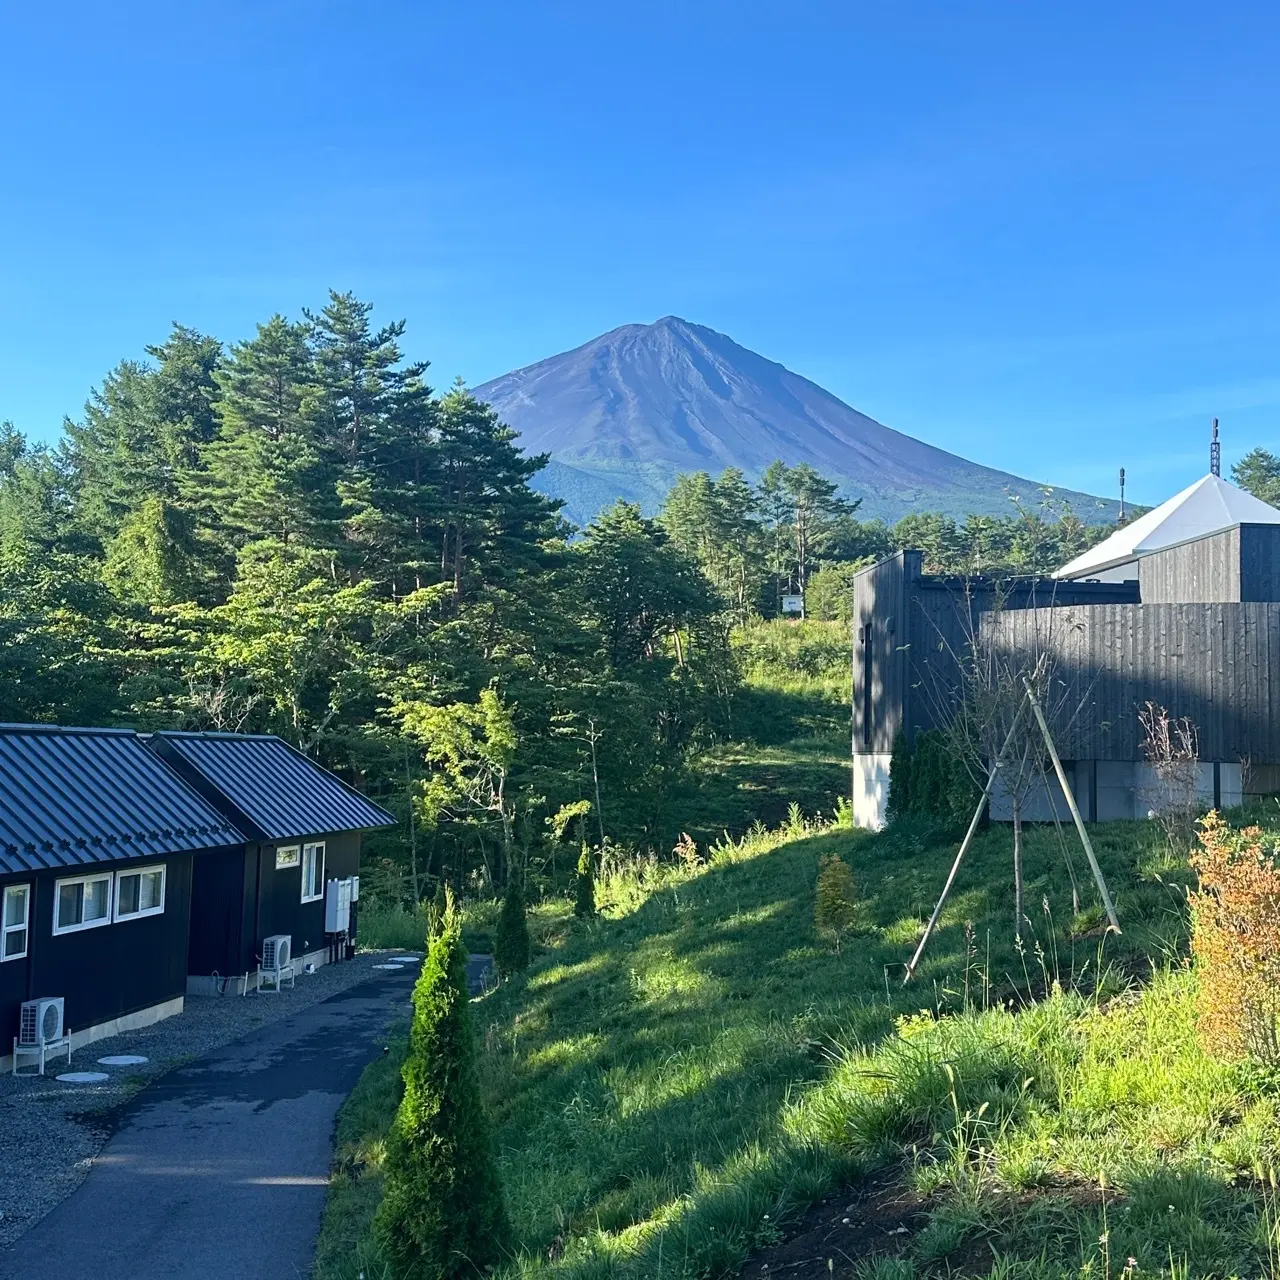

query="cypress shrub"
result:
[886,731,912,822]
[814,853,859,951]
[573,842,596,918]
[494,877,531,978]
[374,893,508,1277]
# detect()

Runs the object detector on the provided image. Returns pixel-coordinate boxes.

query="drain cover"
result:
[56,1071,110,1084]
[98,1055,149,1066]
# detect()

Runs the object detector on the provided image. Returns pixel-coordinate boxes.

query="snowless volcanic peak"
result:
[472,316,1114,526]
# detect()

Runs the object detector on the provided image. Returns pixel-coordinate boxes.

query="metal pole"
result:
[903,701,1028,984]
[1022,677,1122,934]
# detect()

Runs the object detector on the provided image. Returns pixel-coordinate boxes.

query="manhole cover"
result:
[56,1072,110,1084]
[98,1055,149,1066]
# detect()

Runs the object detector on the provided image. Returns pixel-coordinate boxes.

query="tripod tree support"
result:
[902,701,1028,985]
[1021,677,1121,935]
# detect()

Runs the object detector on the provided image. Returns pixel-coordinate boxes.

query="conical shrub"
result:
[573,842,596,918]
[374,892,508,1277]
[494,876,531,978]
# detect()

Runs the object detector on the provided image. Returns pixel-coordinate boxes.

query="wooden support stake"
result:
[1022,677,1121,935]
[903,702,1028,985]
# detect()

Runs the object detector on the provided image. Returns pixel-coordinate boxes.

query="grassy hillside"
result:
[312,791,1267,1280]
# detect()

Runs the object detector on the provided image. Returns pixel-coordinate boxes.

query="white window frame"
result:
[2,883,31,961]
[275,845,301,870]
[301,842,325,903]
[52,871,114,936]
[113,863,167,923]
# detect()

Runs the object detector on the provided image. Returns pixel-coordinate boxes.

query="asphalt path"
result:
[1,955,493,1280]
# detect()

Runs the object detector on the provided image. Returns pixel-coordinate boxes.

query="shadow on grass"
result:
[469,814,1187,1274]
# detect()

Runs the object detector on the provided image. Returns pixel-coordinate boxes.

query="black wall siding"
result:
[1,855,194,1043]
[983,602,1280,761]
[853,551,1141,757]
[188,832,363,975]
[187,848,246,977]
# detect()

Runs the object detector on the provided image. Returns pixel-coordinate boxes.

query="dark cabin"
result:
[852,474,1280,828]
[0,725,241,1069]
[850,553,1137,826]
[146,732,395,991]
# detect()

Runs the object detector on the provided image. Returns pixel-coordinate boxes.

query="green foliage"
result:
[1232,447,1280,506]
[573,843,596,918]
[321,799,1194,1280]
[886,730,912,822]
[494,877,531,978]
[887,729,979,830]
[814,852,859,948]
[374,895,509,1277]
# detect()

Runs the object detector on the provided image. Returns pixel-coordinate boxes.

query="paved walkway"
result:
[0,960,464,1280]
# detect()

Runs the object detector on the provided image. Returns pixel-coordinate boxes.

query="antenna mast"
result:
[1119,467,1126,522]
[1210,417,1221,477]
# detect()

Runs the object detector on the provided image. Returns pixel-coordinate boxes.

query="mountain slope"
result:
[473,316,1114,526]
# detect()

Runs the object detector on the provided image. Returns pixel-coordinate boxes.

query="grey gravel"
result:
[0,949,422,1249]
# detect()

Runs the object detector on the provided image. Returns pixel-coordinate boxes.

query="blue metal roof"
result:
[151,733,395,841]
[0,725,243,875]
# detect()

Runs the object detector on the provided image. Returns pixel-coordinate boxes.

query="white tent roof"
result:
[1055,473,1280,580]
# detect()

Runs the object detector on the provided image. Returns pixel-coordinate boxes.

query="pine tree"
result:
[574,842,596,918]
[196,316,341,553]
[375,893,509,1278]
[494,876,531,978]
[814,853,858,951]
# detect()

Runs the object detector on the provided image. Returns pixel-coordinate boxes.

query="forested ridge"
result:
[1,292,1113,902]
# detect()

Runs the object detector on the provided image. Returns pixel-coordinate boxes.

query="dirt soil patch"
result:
[737,1174,926,1278]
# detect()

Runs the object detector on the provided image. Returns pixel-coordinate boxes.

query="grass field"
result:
[314,790,1264,1280]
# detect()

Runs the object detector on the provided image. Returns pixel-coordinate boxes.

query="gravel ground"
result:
[0,949,423,1250]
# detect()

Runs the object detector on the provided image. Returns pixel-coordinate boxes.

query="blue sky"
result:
[2,1,1278,505]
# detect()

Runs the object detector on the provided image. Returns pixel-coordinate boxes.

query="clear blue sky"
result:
[3,1,1279,505]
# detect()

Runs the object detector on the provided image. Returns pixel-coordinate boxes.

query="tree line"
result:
[0,292,1120,902]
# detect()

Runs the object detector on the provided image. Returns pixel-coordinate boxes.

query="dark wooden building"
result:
[0,725,241,1070]
[1,723,396,1068]
[852,476,1280,828]
[146,732,395,993]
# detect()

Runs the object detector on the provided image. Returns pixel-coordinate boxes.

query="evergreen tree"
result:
[102,496,203,605]
[197,316,340,554]
[375,893,508,1277]
[1232,448,1280,506]
[814,853,859,951]
[494,876,531,978]
[886,731,912,823]
[573,842,596,918]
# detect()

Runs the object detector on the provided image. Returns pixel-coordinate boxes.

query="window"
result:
[2,884,30,961]
[54,872,113,934]
[114,864,166,922]
[301,842,325,903]
[275,845,300,870]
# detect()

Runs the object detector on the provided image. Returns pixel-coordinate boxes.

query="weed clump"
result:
[494,877,531,978]
[814,852,859,951]
[375,892,508,1277]
[1191,812,1280,1064]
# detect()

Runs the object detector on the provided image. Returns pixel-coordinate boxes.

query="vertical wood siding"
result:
[982,603,1280,761]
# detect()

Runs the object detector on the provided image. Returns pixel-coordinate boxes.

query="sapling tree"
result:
[375,891,508,1277]
[573,843,596,919]
[494,875,531,978]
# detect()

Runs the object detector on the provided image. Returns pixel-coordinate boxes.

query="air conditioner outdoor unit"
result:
[19,997,65,1046]
[262,935,291,971]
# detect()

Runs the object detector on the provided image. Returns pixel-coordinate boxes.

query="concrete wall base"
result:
[852,753,892,829]
[186,943,336,996]
[990,760,1249,823]
[2,995,184,1074]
